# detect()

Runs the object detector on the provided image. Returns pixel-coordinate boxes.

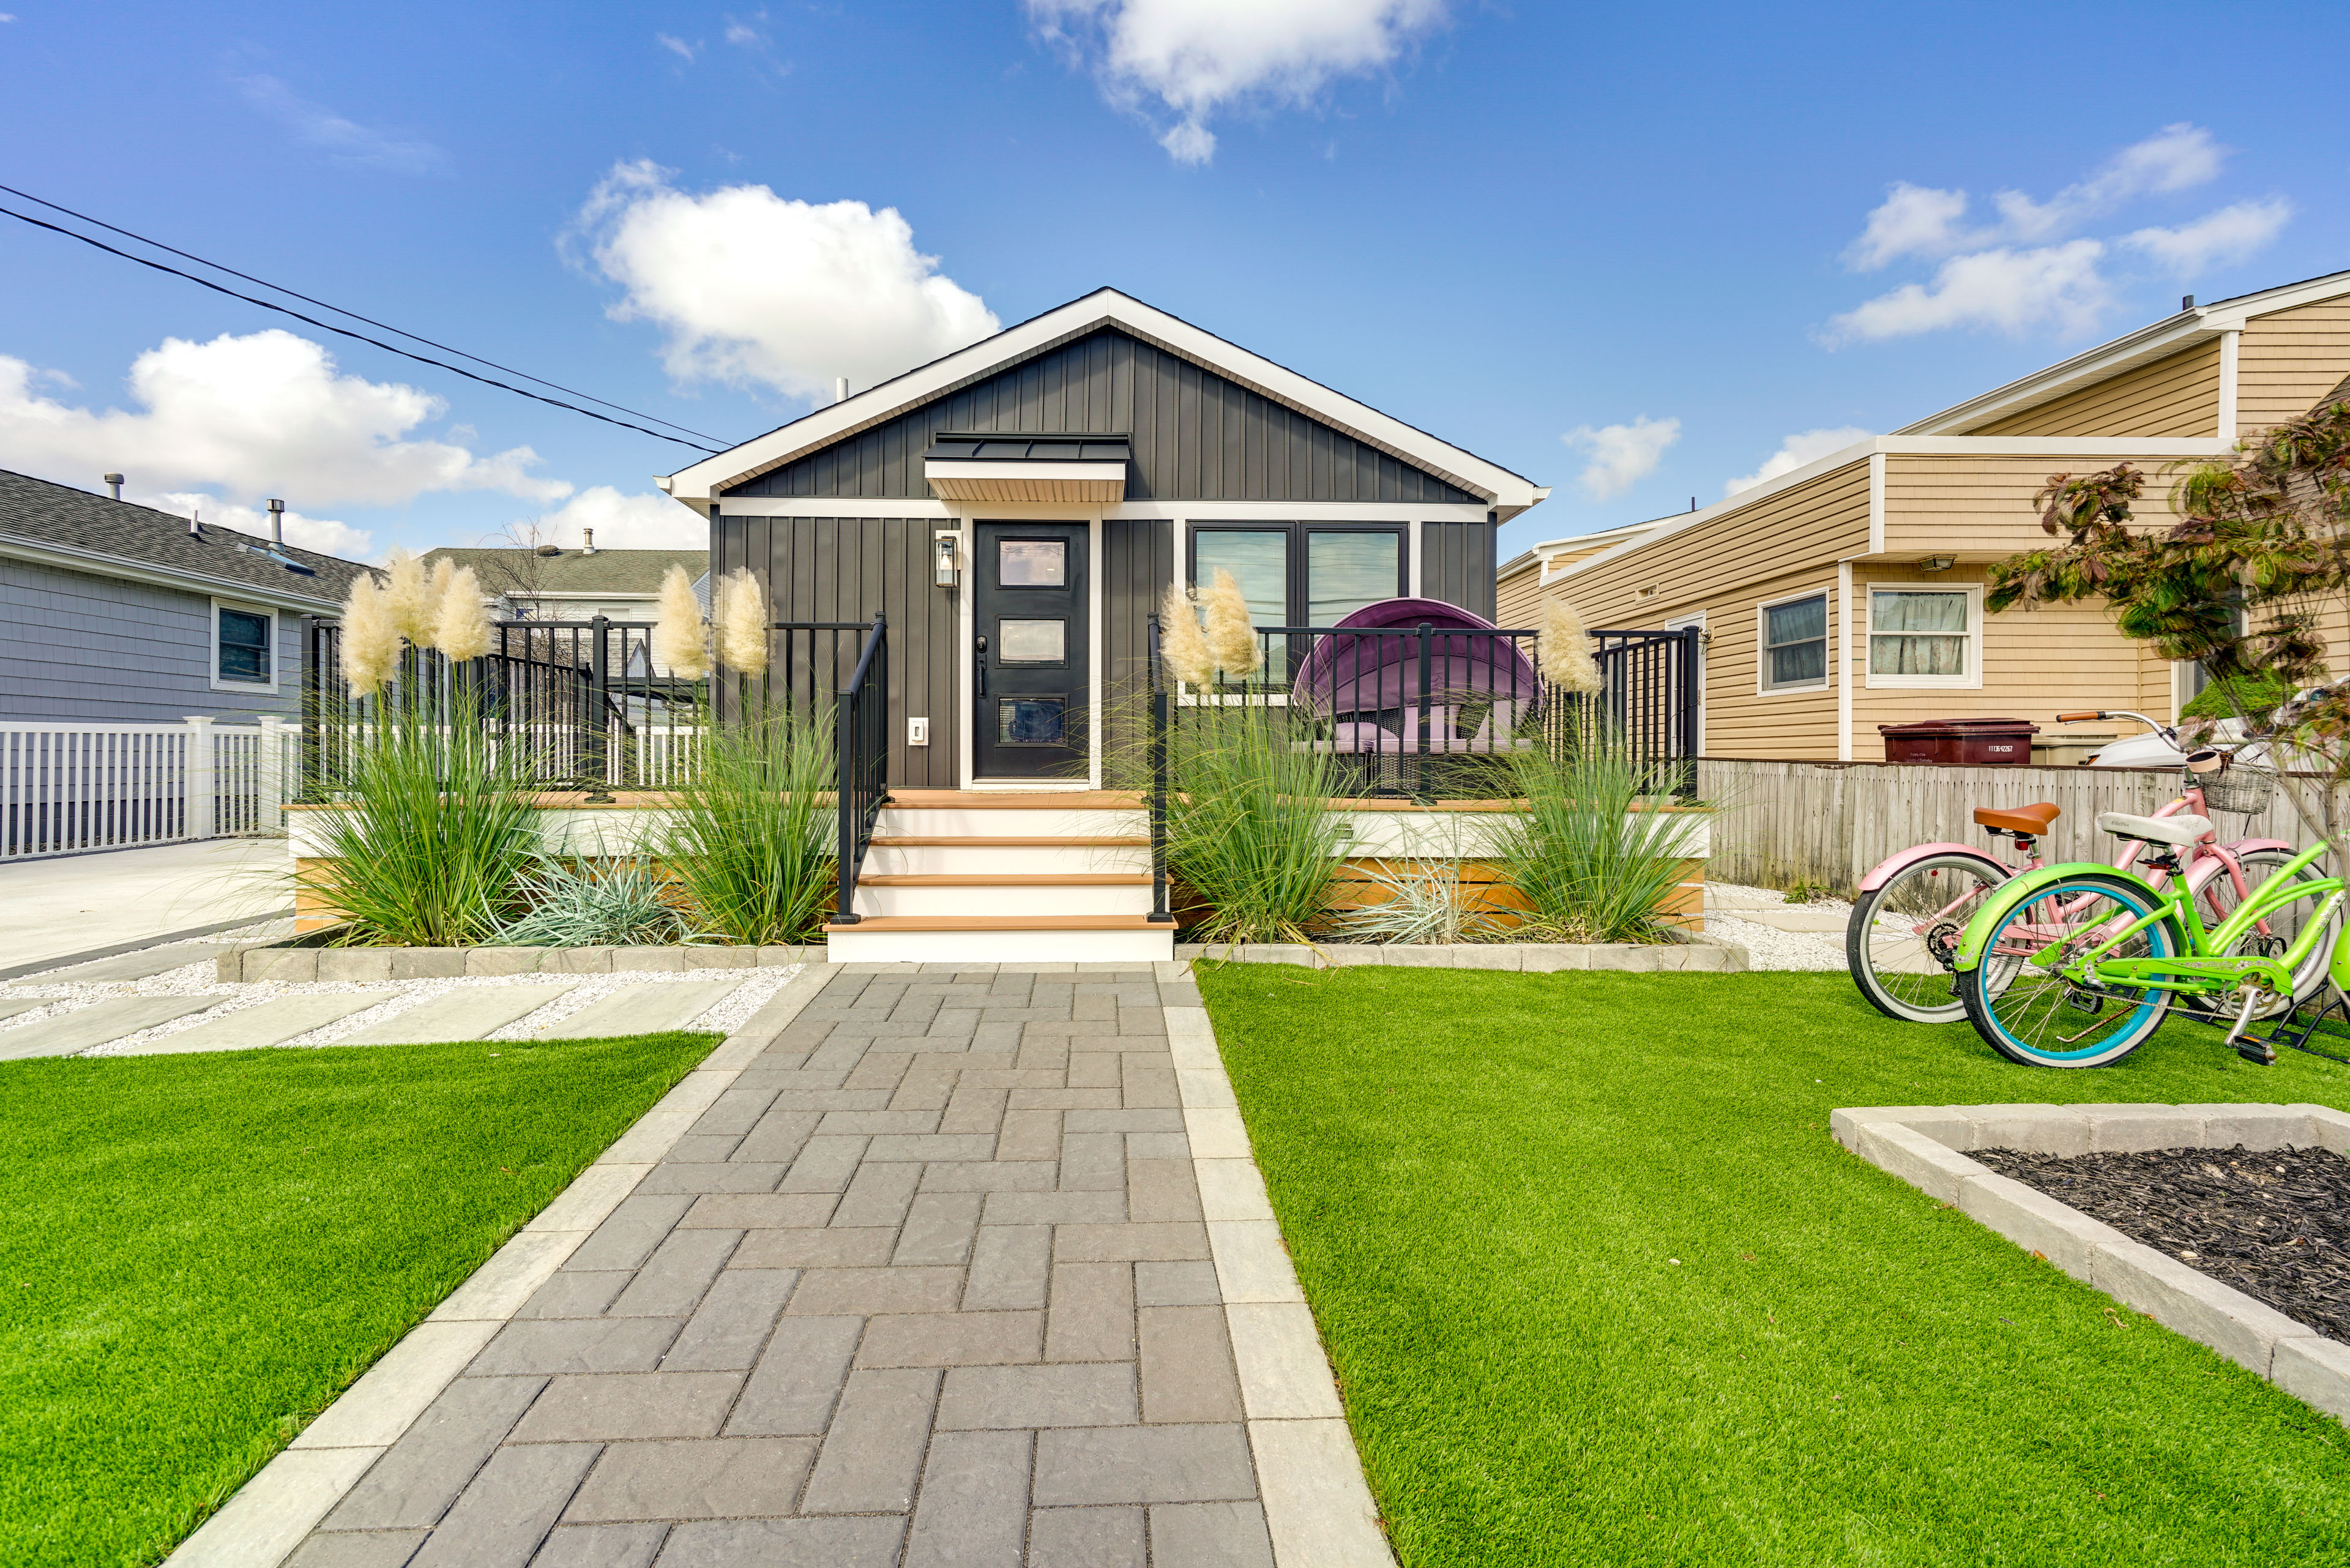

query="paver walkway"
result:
[244,962,1387,1568]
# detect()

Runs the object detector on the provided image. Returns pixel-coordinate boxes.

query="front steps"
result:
[824,791,1174,964]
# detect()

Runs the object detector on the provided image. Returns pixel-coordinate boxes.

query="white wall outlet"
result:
[908,716,930,747]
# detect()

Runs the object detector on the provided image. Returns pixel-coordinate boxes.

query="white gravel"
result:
[1703,882,1852,973]
[1,935,803,1058]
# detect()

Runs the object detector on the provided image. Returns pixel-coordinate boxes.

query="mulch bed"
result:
[1972,1144,2350,1343]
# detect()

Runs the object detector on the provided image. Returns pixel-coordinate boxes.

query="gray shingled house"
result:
[0,469,371,724]
[420,540,708,624]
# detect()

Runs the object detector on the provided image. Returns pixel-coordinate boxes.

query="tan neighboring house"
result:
[1534,267,2350,761]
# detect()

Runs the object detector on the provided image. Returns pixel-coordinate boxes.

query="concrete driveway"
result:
[0,838,290,973]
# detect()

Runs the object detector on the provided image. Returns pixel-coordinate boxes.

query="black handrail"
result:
[1146,614,1173,924]
[830,613,889,927]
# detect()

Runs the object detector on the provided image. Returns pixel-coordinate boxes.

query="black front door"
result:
[973,521,1089,780]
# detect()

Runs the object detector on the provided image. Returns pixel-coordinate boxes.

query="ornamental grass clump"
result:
[1491,742,1707,944]
[654,703,836,944]
[297,696,543,947]
[494,854,709,946]
[1165,704,1343,944]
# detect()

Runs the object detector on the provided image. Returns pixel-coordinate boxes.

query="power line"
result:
[0,200,727,455]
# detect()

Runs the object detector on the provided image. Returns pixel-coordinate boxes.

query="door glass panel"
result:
[1193,531,1289,625]
[998,699,1065,744]
[998,619,1065,663]
[997,539,1066,587]
[1307,532,1400,625]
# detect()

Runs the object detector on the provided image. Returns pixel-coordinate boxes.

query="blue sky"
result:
[1,1,2343,566]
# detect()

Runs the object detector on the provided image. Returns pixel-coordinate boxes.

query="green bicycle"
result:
[1952,775,2343,1069]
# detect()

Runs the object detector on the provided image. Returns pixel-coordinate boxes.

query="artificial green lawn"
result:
[1198,966,2350,1567]
[0,1031,716,1568]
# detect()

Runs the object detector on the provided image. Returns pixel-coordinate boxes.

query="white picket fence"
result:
[1,718,298,862]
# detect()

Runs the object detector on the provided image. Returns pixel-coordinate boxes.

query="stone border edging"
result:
[218,944,821,983]
[1832,1101,2350,1421]
[1176,937,1745,972]
[160,965,835,1567]
[1166,997,1397,1567]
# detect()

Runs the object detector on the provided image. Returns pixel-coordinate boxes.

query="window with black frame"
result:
[1188,525,1406,685]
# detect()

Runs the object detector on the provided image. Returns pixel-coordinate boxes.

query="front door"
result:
[972,521,1089,780]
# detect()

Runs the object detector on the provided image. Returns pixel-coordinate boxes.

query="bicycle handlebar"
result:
[2060,709,2177,743]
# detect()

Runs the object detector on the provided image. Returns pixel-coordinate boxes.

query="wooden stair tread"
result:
[826,914,1168,932]
[869,835,1149,848]
[859,874,1151,887]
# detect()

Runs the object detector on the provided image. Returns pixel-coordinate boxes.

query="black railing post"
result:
[1678,624,1702,797]
[1147,615,1173,924]
[1414,622,1434,801]
[585,614,612,786]
[831,613,888,927]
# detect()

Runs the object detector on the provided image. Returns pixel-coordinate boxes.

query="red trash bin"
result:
[1878,717,2039,766]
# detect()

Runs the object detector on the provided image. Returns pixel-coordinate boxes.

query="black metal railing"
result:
[821,615,890,926]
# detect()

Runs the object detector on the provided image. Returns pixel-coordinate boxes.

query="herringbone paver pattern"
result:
[289,965,1280,1567]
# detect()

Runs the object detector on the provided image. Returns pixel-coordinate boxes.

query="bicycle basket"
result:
[2197,761,2275,815]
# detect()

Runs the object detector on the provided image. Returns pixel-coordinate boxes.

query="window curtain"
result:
[1870,591,1968,675]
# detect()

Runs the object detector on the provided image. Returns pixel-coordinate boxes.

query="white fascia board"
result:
[714,496,1498,522]
[924,459,1128,487]
[663,288,1544,515]
[0,533,349,614]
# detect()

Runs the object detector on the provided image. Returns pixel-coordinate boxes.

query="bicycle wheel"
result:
[1960,872,2179,1068]
[1846,854,2008,1023]
[2183,848,2335,1016]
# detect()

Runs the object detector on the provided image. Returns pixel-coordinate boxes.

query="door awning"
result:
[923,432,1130,503]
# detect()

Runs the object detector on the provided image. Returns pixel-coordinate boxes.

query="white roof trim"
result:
[665,288,1545,517]
[1897,268,2350,436]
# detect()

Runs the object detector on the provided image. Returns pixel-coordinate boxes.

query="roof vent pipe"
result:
[2182,294,2195,311]
[189,507,201,538]
[267,498,285,546]
[103,472,124,501]
[835,376,849,404]
[582,528,597,555]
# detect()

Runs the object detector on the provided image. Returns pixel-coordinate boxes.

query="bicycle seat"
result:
[2096,811,2210,848]
[1974,802,2061,835]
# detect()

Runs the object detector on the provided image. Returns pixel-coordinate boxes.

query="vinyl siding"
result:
[1494,561,1543,632]
[1,558,304,723]
[1879,451,2187,561]
[1421,519,1499,621]
[1973,340,2221,438]
[725,327,1480,506]
[2237,296,2350,433]
[1102,518,1174,779]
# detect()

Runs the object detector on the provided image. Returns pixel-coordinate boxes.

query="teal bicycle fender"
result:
[1949,861,2164,973]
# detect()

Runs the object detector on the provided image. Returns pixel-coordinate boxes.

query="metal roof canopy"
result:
[923,433,1132,463]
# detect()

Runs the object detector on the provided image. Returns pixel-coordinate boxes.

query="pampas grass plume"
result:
[432,564,494,662]
[1201,569,1262,679]
[339,575,400,693]
[717,567,770,676]
[652,564,709,679]
[383,548,435,645]
[1539,599,1603,693]
[1158,581,1215,687]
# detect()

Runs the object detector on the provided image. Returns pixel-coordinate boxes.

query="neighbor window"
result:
[1868,588,1979,686]
[1759,593,1827,692]
[215,603,274,689]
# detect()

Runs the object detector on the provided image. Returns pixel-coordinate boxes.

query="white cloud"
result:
[506,486,706,551]
[155,491,376,561]
[1996,122,2225,241]
[0,329,570,510]
[569,160,999,401]
[725,17,763,46]
[1029,0,1449,165]
[234,74,443,174]
[657,33,698,62]
[1561,416,1680,502]
[1723,427,1872,498]
[1826,240,2112,344]
[2125,197,2294,277]
[1845,183,1986,271]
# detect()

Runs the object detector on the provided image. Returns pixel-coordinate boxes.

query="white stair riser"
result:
[826,926,1174,965]
[854,883,1155,919]
[865,845,1150,876]
[880,808,1147,838]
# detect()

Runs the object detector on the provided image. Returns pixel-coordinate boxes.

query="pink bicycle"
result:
[1845,708,2308,1023]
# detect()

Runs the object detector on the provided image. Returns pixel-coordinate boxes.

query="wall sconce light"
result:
[1919,554,1956,572]
[934,531,961,589]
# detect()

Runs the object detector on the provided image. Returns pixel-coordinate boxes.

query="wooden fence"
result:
[1697,757,2327,892]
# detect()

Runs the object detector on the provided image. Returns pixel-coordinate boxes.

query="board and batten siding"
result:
[1972,339,2221,438]
[2238,296,2350,434]
[1422,519,1500,622]
[724,327,1482,507]
[711,515,961,790]
[1,557,305,724]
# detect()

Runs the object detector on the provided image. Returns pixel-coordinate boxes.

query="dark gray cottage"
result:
[0,469,370,725]
[662,288,1550,791]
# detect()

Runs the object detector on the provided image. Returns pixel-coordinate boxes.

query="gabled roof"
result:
[1896,267,2350,436]
[1498,520,1673,581]
[423,546,707,597]
[0,468,371,613]
[662,288,1548,518]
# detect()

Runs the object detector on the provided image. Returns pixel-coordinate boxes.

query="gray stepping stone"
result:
[338,984,575,1046]
[9,944,229,987]
[112,993,387,1056]
[0,995,230,1060]
[0,999,43,1025]
[533,979,745,1040]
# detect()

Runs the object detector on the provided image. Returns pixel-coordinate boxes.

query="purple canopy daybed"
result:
[1288,597,1541,755]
